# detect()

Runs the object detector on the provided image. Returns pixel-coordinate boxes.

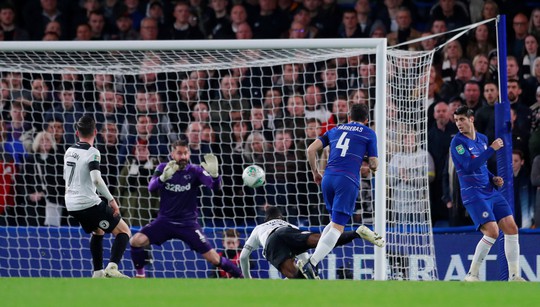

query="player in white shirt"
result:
[239,206,384,279]
[64,115,132,278]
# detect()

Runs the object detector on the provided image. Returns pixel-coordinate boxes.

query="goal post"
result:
[0,38,441,280]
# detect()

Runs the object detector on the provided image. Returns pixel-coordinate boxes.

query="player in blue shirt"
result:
[450,106,525,281]
[301,103,381,279]
[129,140,243,278]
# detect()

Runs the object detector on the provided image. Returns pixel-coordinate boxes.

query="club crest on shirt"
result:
[99,220,110,229]
[456,144,465,155]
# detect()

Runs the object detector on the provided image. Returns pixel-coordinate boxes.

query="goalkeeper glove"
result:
[160,161,179,182]
[201,154,219,178]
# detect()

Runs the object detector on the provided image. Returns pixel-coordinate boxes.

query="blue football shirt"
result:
[450,132,497,203]
[319,122,378,187]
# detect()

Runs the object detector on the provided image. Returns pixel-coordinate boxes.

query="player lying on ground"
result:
[239,206,384,279]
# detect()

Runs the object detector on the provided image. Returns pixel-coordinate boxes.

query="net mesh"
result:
[0,41,436,280]
[386,50,437,280]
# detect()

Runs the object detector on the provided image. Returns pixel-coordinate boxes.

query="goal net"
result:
[0,39,437,280]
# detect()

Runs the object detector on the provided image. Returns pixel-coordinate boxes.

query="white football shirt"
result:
[64,142,102,211]
[244,219,298,255]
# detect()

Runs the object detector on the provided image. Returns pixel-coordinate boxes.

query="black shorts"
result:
[264,227,312,270]
[68,200,121,234]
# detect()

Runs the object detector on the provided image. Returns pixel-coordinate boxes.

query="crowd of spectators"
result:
[0,0,539,229]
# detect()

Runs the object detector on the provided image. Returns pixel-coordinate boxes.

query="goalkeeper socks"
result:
[131,246,146,269]
[110,233,129,265]
[218,257,243,278]
[90,234,104,271]
[504,234,520,277]
[469,235,496,276]
[335,231,358,247]
[310,227,341,266]
[136,267,145,277]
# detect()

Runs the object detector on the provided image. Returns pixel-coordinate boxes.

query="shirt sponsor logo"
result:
[165,182,191,192]
[456,144,465,155]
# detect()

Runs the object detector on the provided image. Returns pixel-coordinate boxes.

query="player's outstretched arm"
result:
[239,247,253,278]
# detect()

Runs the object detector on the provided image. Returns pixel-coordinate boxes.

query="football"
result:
[242,165,266,188]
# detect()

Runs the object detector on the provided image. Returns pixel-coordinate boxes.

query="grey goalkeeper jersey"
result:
[64,142,102,211]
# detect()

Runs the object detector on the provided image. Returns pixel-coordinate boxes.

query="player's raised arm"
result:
[148,160,180,192]
[199,153,222,190]
[451,137,495,173]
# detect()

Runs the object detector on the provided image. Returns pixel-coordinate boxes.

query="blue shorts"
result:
[463,192,513,231]
[321,175,359,225]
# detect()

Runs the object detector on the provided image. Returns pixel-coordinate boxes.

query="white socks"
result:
[321,224,332,237]
[310,227,341,266]
[469,235,496,276]
[504,234,520,277]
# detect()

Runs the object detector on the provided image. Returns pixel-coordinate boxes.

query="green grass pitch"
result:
[2,278,537,307]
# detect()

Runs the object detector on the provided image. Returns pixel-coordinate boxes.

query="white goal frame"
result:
[0,38,388,279]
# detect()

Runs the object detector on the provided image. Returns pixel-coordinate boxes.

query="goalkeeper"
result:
[239,206,384,279]
[129,140,243,278]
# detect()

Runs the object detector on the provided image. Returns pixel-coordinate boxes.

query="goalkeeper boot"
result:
[463,272,480,282]
[92,269,106,278]
[298,259,320,280]
[356,225,385,247]
[104,263,130,279]
[509,275,527,282]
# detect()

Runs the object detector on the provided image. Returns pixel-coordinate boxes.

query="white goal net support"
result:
[0,39,437,280]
